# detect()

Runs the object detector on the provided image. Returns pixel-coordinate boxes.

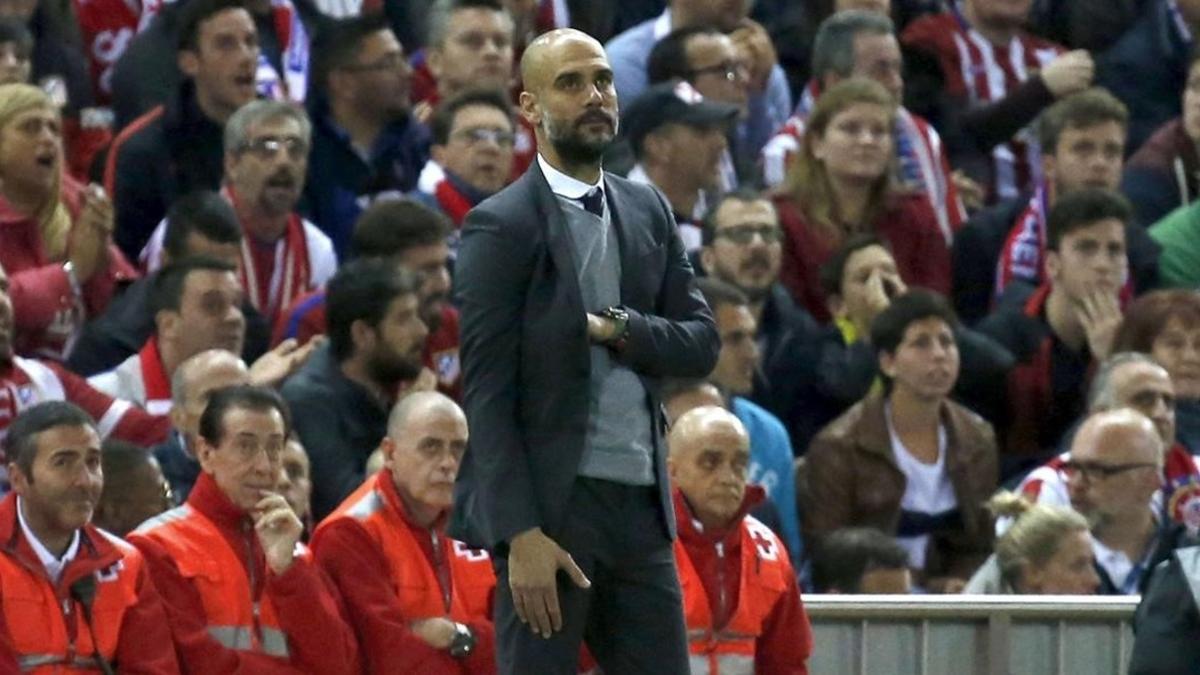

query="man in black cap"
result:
[623,79,739,252]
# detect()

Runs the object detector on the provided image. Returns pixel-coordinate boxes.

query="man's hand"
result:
[1075,288,1122,360]
[586,313,616,344]
[951,170,985,212]
[508,527,590,638]
[249,337,323,387]
[730,19,777,93]
[410,618,457,650]
[1040,50,1094,98]
[857,270,905,337]
[252,493,303,575]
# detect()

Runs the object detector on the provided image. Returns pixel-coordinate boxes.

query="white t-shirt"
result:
[887,405,958,570]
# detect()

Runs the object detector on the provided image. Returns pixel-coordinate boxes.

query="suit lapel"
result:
[603,175,639,306]
[529,162,586,314]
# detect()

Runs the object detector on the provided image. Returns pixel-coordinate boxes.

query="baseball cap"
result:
[623,80,740,155]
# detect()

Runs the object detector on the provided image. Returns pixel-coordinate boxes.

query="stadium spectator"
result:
[93,439,172,536]
[0,402,180,673]
[801,289,998,592]
[154,349,250,503]
[963,491,1098,594]
[606,0,792,169]
[305,14,430,258]
[810,527,914,593]
[105,0,260,260]
[761,11,967,241]
[1064,408,1194,594]
[1114,290,1200,456]
[313,392,497,673]
[976,188,1131,473]
[0,261,169,494]
[900,0,1088,202]
[278,435,312,534]
[413,87,517,255]
[1129,543,1200,674]
[695,277,803,566]
[623,80,739,252]
[281,260,427,521]
[129,385,360,672]
[668,406,812,673]
[275,199,461,398]
[1121,52,1200,226]
[140,101,337,326]
[87,258,317,412]
[66,190,270,376]
[0,83,134,361]
[1147,192,1200,289]
[0,19,30,87]
[772,78,950,322]
[953,88,1159,323]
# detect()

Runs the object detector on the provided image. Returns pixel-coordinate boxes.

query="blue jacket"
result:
[732,396,802,568]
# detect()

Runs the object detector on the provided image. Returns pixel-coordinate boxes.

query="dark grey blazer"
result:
[449,160,719,552]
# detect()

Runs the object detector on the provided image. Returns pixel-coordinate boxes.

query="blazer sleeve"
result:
[454,205,543,548]
[615,188,720,378]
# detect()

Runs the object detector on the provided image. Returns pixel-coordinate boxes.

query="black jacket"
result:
[1130,545,1200,675]
[449,161,719,551]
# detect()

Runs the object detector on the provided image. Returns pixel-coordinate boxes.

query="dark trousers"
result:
[493,477,690,674]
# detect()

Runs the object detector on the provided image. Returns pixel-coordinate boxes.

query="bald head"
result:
[172,349,249,406]
[1071,408,1163,465]
[519,28,604,92]
[388,391,466,438]
[669,405,748,456]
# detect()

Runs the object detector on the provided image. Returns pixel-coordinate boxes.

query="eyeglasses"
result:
[688,60,747,83]
[232,436,286,464]
[1061,460,1159,482]
[452,127,516,147]
[342,51,407,73]
[238,135,308,160]
[714,224,781,245]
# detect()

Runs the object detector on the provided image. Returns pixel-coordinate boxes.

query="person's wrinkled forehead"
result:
[520,29,608,92]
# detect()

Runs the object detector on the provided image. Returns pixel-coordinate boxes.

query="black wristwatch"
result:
[599,305,630,351]
[448,622,476,659]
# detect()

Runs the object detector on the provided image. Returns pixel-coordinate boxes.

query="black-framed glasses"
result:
[688,60,746,83]
[238,135,308,160]
[452,127,516,147]
[714,224,781,244]
[1061,460,1158,482]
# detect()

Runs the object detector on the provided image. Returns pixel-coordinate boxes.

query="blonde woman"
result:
[965,491,1099,594]
[0,83,133,360]
[772,77,950,322]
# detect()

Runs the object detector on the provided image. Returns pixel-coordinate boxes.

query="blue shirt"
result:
[733,396,802,566]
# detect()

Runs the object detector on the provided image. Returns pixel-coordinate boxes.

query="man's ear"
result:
[7,462,29,496]
[168,404,188,435]
[431,143,447,166]
[156,310,180,342]
[1045,249,1062,283]
[878,350,896,379]
[196,435,219,475]
[426,46,444,81]
[827,292,846,320]
[350,319,376,355]
[1041,153,1058,190]
[178,49,200,79]
[380,437,396,470]
[699,246,716,274]
[518,91,540,128]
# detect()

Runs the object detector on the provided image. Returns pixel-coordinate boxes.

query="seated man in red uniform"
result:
[128,385,360,675]
[668,405,812,674]
[313,390,495,674]
[0,401,179,673]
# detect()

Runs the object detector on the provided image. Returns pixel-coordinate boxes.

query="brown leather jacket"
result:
[800,393,998,586]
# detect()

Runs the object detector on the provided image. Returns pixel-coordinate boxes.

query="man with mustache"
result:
[667,405,812,673]
[622,80,739,252]
[313,391,497,674]
[129,385,360,673]
[0,401,180,673]
[451,28,718,674]
[282,259,429,521]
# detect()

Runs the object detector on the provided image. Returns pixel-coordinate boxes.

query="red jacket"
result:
[0,174,136,360]
[0,493,179,674]
[673,486,812,675]
[312,469,496,674]
[773,192,951,322]
[127,473,360,675]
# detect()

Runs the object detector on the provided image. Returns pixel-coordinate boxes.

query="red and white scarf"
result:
[225,187,312,323]
[994,186,1049,297]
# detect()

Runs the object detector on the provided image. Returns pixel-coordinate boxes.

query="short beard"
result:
[366,348,423,388]
[543,113,615,166]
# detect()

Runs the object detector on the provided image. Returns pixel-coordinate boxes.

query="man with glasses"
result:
[305,15,430,258]
[1062,408,1197,594]
[129,385,361,672]
[414,87,517,258]
[313,391,497,673]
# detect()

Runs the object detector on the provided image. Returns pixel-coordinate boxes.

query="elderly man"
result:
[129,386,360,673]
[0,402,179,673]
[668,406,811,673]
[314,392,496,674]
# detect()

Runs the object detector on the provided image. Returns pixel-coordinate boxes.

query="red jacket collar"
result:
[673,484,766,548]
[1023,282,1054,318]
[0,493,124,591]
[186,471,254,530]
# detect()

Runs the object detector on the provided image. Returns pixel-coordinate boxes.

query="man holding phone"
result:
[128,385,360,674]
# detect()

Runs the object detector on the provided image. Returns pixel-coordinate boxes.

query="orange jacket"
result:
[313,469,496,674]
[129,472,359,675]
[0,494,178,674]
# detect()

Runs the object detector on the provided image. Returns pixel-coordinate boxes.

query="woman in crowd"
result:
[773,77,951,321]
[1114,289,1200,454]
[0,83,133,361]
[801,289,997,592]
[964,491,1099,594]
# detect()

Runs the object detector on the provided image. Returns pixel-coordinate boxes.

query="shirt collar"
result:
[537,153,602,200]
[17,496,80,583]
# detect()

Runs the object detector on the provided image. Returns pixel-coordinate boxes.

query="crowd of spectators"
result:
[3,0,1200,671]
